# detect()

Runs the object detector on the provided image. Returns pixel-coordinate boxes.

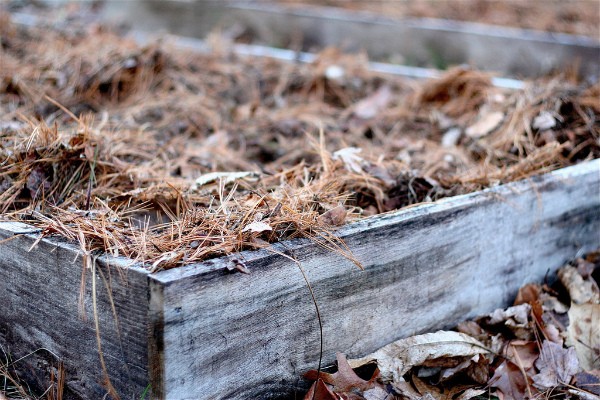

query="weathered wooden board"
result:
[0,161,599,399]
[99,0,600,79]
[147,159,600,399]
[0,223,149,399]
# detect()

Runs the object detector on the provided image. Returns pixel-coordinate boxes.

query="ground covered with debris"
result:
[303,252,600,400]
[0,12,598,270]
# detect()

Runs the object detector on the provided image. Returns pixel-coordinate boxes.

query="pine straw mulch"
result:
[0,14,598,271]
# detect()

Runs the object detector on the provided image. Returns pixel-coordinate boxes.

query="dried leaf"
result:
[325,65,345,81]
[465,111,504,138]
[489,360,534,400]
[412,376,443,398]
[488,304,530,325]
[574,370,600,395]
[332,147,364,173]
[505,340,539,372]
[391,382,424,400]
[439,354,488,384]
[577,258,596,279]
[532,340,579,389]
[349,331,489,383]
[559,266,600,304]
[303,379,340,400]
[26,165,52,199]
[353,85,393,119]
[456,321,484,339]
[532,111,556,131]
[192,171,259,189]
[226,258,250,274]
[318,205,347,226]
[362,385,390,400]
[455,388,486,400]
[305,353,373,393]
[441,127,462,148]
[514,283,541,306]
[242,221,272,234]
[566,302,600,370]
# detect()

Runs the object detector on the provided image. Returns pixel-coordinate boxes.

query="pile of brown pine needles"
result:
[1,15,598,270]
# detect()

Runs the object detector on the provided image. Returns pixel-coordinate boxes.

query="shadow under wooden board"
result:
[0,159,598,399]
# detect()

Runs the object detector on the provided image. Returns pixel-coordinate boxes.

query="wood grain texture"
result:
[99,1,600,79]
[1,161,598,399]
[149,159,600,399]
[0,222,149,399]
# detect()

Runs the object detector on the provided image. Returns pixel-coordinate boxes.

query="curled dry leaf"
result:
[438,354,489,384]
[559,265,600,304]
[465,111,504,138]
[318,205,347,226]
[192,171,260,190]
[242,221,272,234]
[488,303,530,325]
[352,85,393,119]
[226,258,250,274]
[348,330,489,383]
[514,283,541,306]
[532,111,557,131]
[441,127,462,148]
[332,147,365,174]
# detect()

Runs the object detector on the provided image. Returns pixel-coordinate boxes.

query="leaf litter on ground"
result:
[303,250,600,399]
[0,8,598,270]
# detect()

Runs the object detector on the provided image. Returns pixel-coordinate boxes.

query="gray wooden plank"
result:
[149,159,600,399]
[98,0,600,79]
[0,222,150,399]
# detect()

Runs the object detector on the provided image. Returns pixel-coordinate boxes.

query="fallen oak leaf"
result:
[304,353,374,393]
[303,379,340,400]
[348,331,490,383]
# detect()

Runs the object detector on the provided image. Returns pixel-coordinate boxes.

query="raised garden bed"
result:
[99,0,600,79]
[0,5,599,399]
